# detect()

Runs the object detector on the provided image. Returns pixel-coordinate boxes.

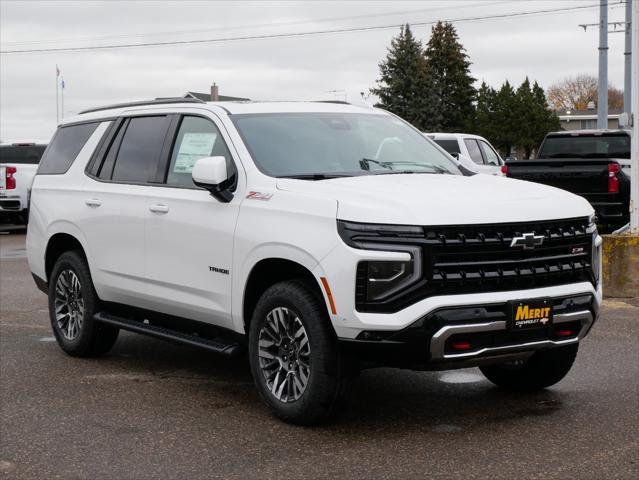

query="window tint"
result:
[0,145,47,165]
[478,140,501,166]
[111,116,169,183]
[166,116,232,187]
[37,123,98,174]
[464,139,484,164]
[433,139,461,155]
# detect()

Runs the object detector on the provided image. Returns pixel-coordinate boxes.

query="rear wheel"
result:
[479,344,578,392]
[248,280,353,425]
[48,250,119,357]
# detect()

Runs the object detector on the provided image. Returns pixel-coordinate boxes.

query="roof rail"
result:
[314,100,351,105]
[79,97,204,115]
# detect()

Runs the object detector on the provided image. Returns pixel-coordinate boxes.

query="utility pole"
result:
[624,0,633,115]
[630,0,639,232]
[598,0,608,129]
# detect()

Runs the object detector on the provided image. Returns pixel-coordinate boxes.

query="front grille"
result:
[340,217,595,312]
[426,217,593,294]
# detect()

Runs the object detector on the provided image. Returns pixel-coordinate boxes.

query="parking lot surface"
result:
[1,230,638,480]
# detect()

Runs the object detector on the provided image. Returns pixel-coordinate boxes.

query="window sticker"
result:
[173,132,217,173]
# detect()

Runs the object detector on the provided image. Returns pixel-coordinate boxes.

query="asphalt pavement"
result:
[1,230,638,480]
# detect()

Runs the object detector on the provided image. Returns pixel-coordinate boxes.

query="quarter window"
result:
[165,116,232,187]
[110,116,169,183]
[37,123,99,174]
[464,139,484,164]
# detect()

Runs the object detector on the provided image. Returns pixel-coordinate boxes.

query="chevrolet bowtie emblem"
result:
[510,232,544,249]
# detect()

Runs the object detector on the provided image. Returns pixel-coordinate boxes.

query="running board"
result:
[94,312,242,357]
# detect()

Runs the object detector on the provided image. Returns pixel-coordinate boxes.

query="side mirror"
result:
[192,156,234,203]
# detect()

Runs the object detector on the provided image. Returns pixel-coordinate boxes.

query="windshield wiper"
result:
[278,173,352,180]
[360,158,448,174]
[360,158,393,170]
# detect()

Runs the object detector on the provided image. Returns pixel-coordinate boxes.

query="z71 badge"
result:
[246,191,273,201]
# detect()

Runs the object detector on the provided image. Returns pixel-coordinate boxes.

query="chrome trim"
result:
[430,309,594,361]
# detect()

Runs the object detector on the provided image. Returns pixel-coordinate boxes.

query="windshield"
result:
[232,112,461,178]
[539,134,630,159]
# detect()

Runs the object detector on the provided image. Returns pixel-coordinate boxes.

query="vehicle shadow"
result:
[99,331,566,432]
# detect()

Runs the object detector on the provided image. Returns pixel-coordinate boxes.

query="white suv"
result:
[27,99,602,424]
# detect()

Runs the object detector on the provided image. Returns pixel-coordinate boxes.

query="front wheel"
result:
[48,250,119,357]
[479,343,578,392]
[248,280,353,425]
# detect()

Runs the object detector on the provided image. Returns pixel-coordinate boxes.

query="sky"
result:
[0,0,632,141]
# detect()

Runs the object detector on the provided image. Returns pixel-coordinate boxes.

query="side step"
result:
[94,312,243,357]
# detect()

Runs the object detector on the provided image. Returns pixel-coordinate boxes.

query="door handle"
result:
[149,204,169,214]
[85,198,102,208]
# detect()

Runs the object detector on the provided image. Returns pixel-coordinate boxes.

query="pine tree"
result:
[423,21,476,132]
[514,78,537,158]
[474,81,497,142]
[491,81,519,155]
[370,24,440,130]
[530,81,560,155]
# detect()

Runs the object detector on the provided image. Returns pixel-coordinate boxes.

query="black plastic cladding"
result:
[338,217,596,313]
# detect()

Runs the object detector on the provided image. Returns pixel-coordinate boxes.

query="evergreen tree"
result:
[423,21,476,132]
[491,81,518,155]
[370,24,440,130]
[474,81,497,141]
[531,81,560,154]
[514,78,537,158]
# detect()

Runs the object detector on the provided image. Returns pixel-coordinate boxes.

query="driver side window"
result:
[166,116,233,187]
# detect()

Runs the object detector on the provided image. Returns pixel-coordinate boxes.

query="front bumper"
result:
[339,293,598,370]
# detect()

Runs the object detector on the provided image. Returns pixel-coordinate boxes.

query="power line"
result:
[2,1,512,47]
[0,2,624,55]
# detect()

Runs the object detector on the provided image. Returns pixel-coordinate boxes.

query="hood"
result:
[276,173,593,225]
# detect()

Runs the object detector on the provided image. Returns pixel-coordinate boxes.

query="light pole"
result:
[597,0,608,129]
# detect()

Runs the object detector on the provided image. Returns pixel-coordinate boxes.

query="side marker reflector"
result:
[320,277,337,315]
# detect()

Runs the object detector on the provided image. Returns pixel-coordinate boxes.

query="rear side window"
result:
[111,116,169,183]
[0,145,47,165]
[464,139,484,164]
[433,139,461,155]
[38,123,99,174]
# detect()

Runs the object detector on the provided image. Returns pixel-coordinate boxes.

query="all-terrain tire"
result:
[248,280,353,425]
[48,250,119,357]
[479,344,578,392]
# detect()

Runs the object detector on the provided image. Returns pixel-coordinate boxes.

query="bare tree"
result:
[547,74,624,110]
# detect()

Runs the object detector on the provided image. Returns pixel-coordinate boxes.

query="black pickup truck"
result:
[504,130,631,232]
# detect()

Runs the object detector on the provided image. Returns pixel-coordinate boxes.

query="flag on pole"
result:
[61,78,65,89]
[56,64,60,77]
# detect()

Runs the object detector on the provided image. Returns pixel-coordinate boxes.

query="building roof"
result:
[557,107,623,120]
[183,91,250,102]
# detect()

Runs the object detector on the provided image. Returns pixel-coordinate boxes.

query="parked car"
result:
[504,129,631,232]
[425,132,504,175]
[0,142,47,224]
[27,99,601,424]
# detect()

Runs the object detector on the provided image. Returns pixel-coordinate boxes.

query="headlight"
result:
[587,214,597,234]
[358,245,422,302]
[587,214,601,284]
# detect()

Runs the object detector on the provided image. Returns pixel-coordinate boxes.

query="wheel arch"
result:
[241,257,331,334]
[45,232,87,283]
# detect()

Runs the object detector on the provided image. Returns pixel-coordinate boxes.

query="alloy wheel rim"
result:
[258,307,311,403]
[54,269,85,341]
